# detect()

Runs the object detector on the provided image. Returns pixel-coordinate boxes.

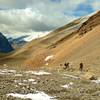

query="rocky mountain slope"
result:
[0,10,100,73]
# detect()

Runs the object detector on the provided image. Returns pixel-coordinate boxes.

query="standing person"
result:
[63,62,69,70]
[79,62,83,71]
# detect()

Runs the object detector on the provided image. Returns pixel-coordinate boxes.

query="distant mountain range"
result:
[0,32,13,53]
[8,36,28,49]
[6,31,50,49]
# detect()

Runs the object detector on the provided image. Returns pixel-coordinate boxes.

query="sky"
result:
[0,0,100,38]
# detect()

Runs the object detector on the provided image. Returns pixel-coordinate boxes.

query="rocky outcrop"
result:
[0,32,14,53]
[78,11,100,35]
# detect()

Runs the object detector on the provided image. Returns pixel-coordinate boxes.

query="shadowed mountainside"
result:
[0,32,13,53]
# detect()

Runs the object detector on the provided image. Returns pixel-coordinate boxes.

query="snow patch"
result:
[28,79,37,84]
[32,81,37,84]
[7,69,16,73]
[6,31,51,42]
[61,84,70,89]
[0,69,16,75]
[61,82,73,89]
[33,71,51,75]
[24,31,51,42]
[45,55,54,61]
[18,83,26,85]
[25,70,51,75]
[7,92,56,100]
[28,79,35,82]
[23,80,28,82]
[14,80,26,86]
[92,80,100,84]
[63,74,79,79]
[14,78,37,85]
[14,80,20,83]
[15,74,23,77]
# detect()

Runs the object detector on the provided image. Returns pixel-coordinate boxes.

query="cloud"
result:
[0,8,76,35]
[90,0,100,10]
[0,0,99,38]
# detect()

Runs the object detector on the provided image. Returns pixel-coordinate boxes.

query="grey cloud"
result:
[0,0,88,38]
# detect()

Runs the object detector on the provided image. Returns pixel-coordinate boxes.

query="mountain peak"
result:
[0,32,14,53]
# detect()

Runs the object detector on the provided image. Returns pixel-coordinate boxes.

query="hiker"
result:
[79,62,83,71]
[63,62,69,70]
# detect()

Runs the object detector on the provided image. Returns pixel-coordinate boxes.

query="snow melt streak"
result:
[7,92,56,100]
[45,55,54,61]
[25,70,51,75]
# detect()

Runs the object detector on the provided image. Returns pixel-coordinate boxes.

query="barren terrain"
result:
[0,66,100,100]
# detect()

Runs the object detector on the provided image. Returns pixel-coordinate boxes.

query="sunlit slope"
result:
[0,11,100,70]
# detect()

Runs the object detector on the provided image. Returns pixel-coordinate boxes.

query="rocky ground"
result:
[0,66,100,100]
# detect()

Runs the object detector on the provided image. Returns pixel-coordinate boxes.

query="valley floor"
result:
[0,66,100,100]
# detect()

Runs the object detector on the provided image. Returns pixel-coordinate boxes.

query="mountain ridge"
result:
[0,10,100,71]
